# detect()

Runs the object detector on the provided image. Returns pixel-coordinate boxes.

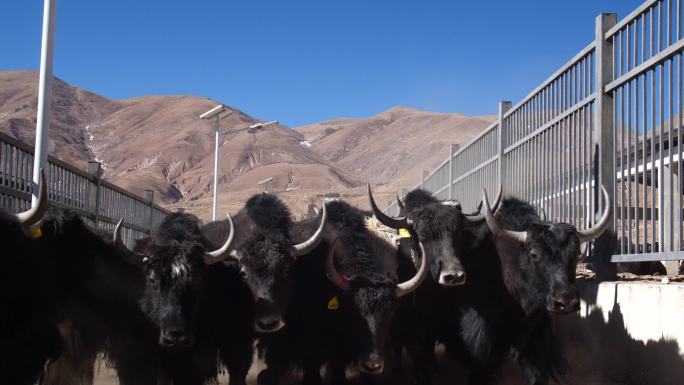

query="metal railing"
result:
[386,0,684,274]
[0,131,171,247]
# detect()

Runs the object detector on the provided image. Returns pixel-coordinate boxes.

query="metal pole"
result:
[593,13,617,281]
[497,101,512,188]
[32,0,57,207]
[212,115,220,221]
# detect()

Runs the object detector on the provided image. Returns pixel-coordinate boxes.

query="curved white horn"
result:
[203,213,236,264]
[325,239,352,291]
[396,241,429,298]
[577,185,611,243]
[114,218,145,264]
[291,203,327,257]
[482,188,527,244]
[368,184,411,229]
[16,169,48,226]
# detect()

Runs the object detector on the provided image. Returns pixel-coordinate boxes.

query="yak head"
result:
[368,185,500,287]
[482,187,610,315]
[120,213,235,349]
[228,194,327,333]
[323,205,428,375]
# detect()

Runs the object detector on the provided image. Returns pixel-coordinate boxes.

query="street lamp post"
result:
[32,0,57,207]
[200,104,278,221]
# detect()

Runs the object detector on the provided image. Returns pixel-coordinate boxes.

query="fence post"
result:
[593,13,618,281]
[144,189,154,234]
[497,101,512,188]
[448,144,460,199]
[87,161,102,227]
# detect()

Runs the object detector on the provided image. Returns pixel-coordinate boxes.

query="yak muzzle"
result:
[439,269,466,286]
[255,317,286,333]
[547,289,580,314]
[359,353,385,374]
[159,329,194,349]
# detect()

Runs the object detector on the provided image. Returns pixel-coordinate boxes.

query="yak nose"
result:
[439,270,466,286]
[160,329,192,348]
[548,289,580,314]
[255,317,286,333]
[360,353,385,374]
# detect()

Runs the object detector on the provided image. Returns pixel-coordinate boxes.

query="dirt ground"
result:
[89,348,591,385]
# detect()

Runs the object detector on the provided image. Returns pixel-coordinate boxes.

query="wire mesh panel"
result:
[606,0,684,261]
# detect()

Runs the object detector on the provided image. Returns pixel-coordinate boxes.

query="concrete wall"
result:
[556,281,684,385]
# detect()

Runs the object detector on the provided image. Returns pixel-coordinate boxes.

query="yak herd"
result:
[1,170,611,385]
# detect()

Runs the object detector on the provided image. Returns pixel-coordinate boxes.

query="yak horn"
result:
[396,241,428,298]
[325,239,352,291]
[368,184,411,229]
[577,185,611,243]
[114,219,145,264]
[203,213,236,264]
[16,169,48,226]
[464,184,502,223]
[291,203,327,257]
[396,194,405,212]
[482,188,527,244]
[538,205,548,221]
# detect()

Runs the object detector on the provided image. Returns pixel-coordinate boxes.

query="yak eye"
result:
[529,250,541,262]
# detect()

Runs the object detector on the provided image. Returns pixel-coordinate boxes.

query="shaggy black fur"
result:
[395,196,575,385]
[0,210,62,385]
[257,200,405,385]
[400,189,466,284]
[137,212,254,385]
[389,188,473,385]
[35,209,157,385]
[202,193,323,333]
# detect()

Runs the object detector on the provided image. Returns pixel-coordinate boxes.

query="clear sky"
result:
[2,0,643,127]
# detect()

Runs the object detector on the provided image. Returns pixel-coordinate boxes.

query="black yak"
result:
[257,199,428,385]
[0,174,62,385]
[201,193,327,334]
[380,186,609,385]
[118,212,254,385]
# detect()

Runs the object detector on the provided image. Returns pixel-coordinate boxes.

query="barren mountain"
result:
[0,70,492,220]
[297,106,495,186]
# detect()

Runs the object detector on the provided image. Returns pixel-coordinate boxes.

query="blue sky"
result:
[2,0,643,127]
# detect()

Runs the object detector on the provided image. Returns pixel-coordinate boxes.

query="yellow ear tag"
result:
[31,227,43,239]
[327,296,340,311]
[399,228,411,238]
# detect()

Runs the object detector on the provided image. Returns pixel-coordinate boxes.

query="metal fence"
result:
[386,0,684,275]
[0,131,171,247]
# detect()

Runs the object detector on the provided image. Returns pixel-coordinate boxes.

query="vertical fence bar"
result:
[87,161,102,226]
[498,101,512,188]
[594,13,618,281]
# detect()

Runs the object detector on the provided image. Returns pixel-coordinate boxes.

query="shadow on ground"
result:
[93,284,684,385]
